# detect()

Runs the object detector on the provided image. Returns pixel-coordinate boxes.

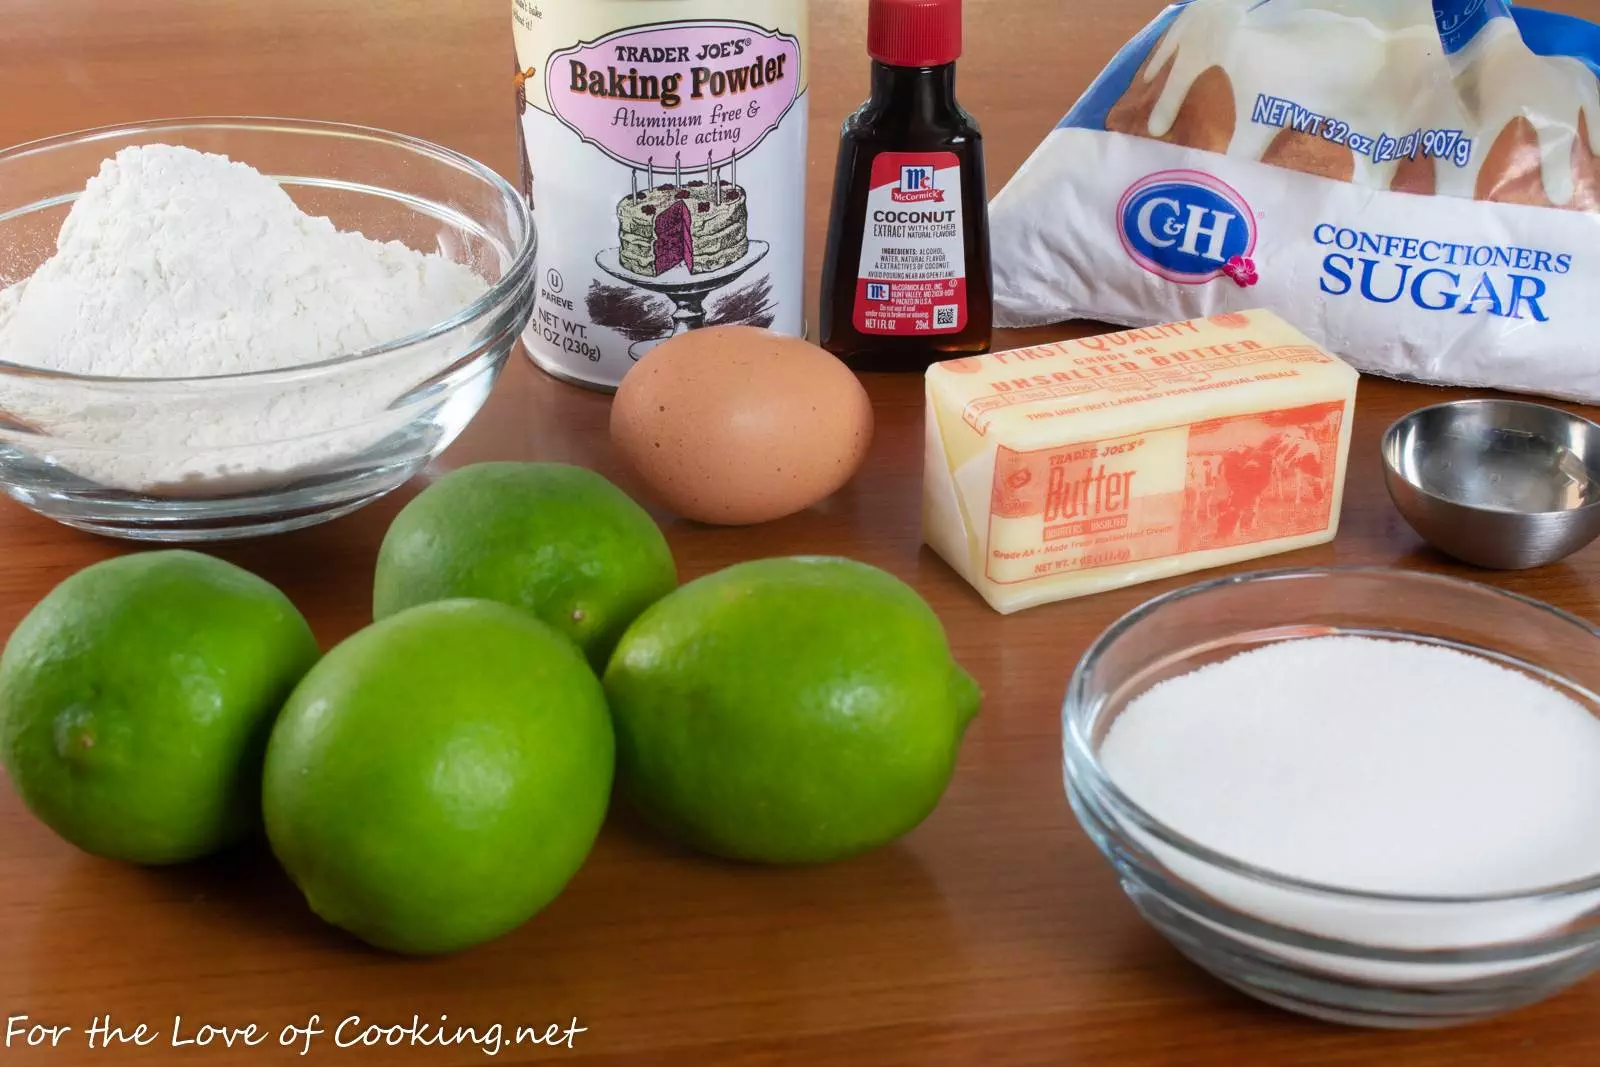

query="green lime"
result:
[372,462,676,669]
[0,551,319,865]
[603,556,981,865]
[263,599,614,956]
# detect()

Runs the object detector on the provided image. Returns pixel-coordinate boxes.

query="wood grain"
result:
[3,1,1600,1063]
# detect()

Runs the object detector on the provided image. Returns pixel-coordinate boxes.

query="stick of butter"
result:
[923,310,1359,614]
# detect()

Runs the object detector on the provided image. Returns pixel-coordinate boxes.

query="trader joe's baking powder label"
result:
[514,0,809,389]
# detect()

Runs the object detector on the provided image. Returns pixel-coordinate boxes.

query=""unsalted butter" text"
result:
[922,309,1359,614]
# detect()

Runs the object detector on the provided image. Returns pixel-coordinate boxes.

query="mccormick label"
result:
[513,0,809,390]
[853,152,967,336]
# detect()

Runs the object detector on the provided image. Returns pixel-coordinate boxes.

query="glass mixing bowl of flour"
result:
[1064,568,1600,1029]
[0,118,535,540]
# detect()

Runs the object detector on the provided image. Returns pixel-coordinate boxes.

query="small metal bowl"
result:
[1381,399,1600,570]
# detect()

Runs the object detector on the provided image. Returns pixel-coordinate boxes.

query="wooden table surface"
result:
[5,1,1600,1063]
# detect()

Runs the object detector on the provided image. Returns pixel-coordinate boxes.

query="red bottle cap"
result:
[868,0,963,68]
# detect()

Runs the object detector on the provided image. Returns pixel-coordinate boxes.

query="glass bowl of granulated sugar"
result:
[1064,567,1600,1029]
[0,118,535,540]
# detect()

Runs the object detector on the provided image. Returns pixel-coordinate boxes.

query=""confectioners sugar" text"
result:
[1314,224,1573,321]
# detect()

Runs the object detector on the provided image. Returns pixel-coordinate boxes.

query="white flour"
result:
[0,144,489,493]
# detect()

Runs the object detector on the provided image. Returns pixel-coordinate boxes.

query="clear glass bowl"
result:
[1063,567,1600,1029]
[0,117,536,541]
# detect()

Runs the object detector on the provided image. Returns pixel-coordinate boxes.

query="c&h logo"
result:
[1117,170,1258,286]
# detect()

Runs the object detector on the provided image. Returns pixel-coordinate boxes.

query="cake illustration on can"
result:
[1104,0,1600,211]
[617,180,750,277]
[514,65,537,203]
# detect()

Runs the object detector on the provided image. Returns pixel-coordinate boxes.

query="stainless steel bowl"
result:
[1380,400,1600,569]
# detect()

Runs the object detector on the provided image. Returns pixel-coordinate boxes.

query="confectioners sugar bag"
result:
[990,0,1600,403]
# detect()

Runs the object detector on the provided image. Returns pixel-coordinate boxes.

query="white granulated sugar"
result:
[1100,635,1600,896]
[0,144,489,492]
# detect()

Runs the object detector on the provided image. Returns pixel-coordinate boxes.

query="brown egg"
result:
[610,326,874,525]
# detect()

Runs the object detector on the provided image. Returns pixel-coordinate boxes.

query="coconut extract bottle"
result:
[820,0,992,371]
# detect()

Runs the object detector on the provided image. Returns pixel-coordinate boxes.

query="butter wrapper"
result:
[923,309,1359,614]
